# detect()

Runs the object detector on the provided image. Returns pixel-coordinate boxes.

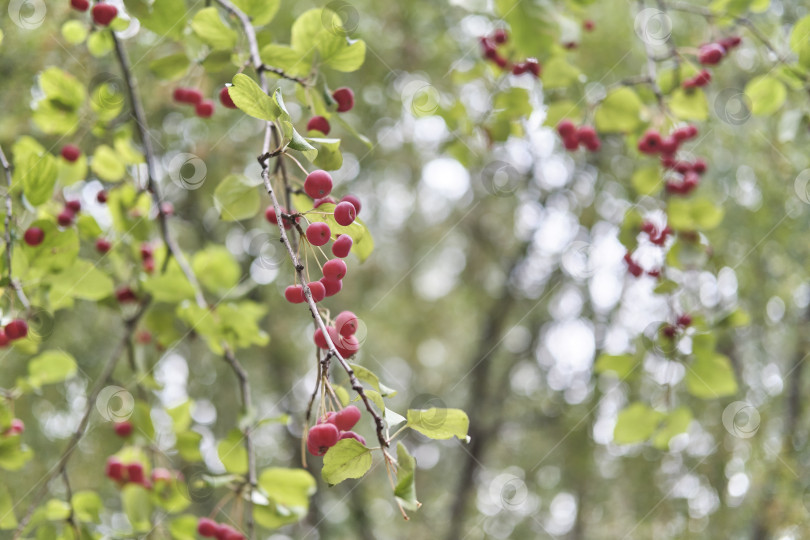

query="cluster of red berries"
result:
[663,314,692,338]
[197,518,246,540]
[105,457,152,488]
[307,405,364,456]
[698,36,741,66]
[57,199,82,227]
[556,120,601,152]
[173,87,215,118]
[2,419,24,436]
[306,87,355,136]
[479,30,540,76]
[641,222,673,246]
[313,310,361,358]
[70,0,117,26]
[637,125,707,195]
[0,319,29,346]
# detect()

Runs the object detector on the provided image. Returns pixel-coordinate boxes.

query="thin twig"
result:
[0,144,31,311]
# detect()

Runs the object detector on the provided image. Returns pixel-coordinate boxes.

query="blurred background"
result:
[2,0,810,538]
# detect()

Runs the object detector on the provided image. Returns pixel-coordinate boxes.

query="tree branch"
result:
[0,143,30,311]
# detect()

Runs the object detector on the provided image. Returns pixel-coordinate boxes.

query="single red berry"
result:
[557,119,577,138]
[682,170,700,191]
[66,200,81,213]
[582,137,601,152]
[719,36,742,49]
[196,100,215,118]
[313,326,339,349]
[321,277,342,297]
[313,196,336,209]
[662,325,678,339]
[638,130,662,154]
[160,202,174,216]
[143,259,155,273]
[333,405,361,431]
[70,0,89,11]
[57,209,75,227]
[307,423,340,456]
[693,158,707,174]
[340,195,361,215]
[96,238,112,253]
[284,285,305,304]
[91,3,118,26]
[305,222,331,246]
[308,281,326,302]
[511,62,528,75]
[23,227,45,246]
[5,320,28,340]
[185,88,204,105]
[0,330,9,347]
[660,136,678,155]
[698,43,726,65]
[339,431,367,445]
[320,411,338,425]
[332,87,355,113]
[576,126,597,143]
[323,259,347,281]
[96,190,108,203]
[564,41,578,49]
[677,314,692,327]
[562,134,579,151]
[335,311,358,337]
[332,234,353,258]
[4,419,24,436]
[525,58,541,77]
[136,330,152,344]
[173,88,190,103]
[106,457,125,481]
[265,206,294,230]
[492,29,508,44]
[307,116,331,135]
[583,19,595,31]
[337,334,360,358]
[61,144,81,162]
[333,201,356,226]
[114,421,133,437]
[197,518,219,537]
[219,86,237,109]
[493,54,509,69]
[140,243,153,260]
[127,463,145,484]
[116,286,137,303]
[222,529,245,540]
[304,170,333,199]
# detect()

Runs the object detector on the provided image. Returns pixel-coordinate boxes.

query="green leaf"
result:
[213,173,263,221]
[167,401,193,433]
[651,407,692,449]
[307,138,342,170]
[124,0,186,39]
[594,353,637,378]
[143,260,196,303]
[613,402,664,444]
[91,145,126,182]
[321,37,367,72]
[594,88,643,133]
[61,21,88,45]
[39,67,86,109]
[191,7,237,50]
[0,437,33,471]
[49,259,115,303]
[122,483,152,532]
[407,408,469,440]
[57,151,88,186]
[669,88,709,121]
[744,76,786,116]
[149,53,190,81]
[258,468,316,508]
[321,439,372,485]
[27,350,77,389]
[790,16,810,70]
[44,499,71,521]
[192,246,241,294]
[229,73,280,122]
[260,43,311,77]
[542,56,581,89]
[217,428,248,474]
[394,443,419,511]
[232,0,281,26]
[15,152,57,206]
[0,485,17,529]
[349,363,396,396]
[291,9,326,53]
[631,166,661,195]
[686,353,738,399]
[667,197,724,231]
[87,30,114,57]
[21,221,79,272]
[71,491,102,523]
[176,431,203,462]
[168,514,198,540]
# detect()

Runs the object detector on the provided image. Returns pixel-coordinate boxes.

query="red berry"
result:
[582,137,600,152]
[556,120,577,138]
[0,330,9,347]
[305,222,331,246]
[160,202,174,216]
[693,158,707,174]
[23,227,44,246]
[337,334,360,358]
[335,311,358,337]
[304,170,333,199]
[562,135,579,151]
[638,130,662,154]
[57,209,75,227]
[663,325,678,339]
[5,419,24,436]
[284,285,305,304]
[564,41,578,49]
[196,100,215,118]
[332,87,355,113]
[307,281,326,303]
[339,431,366,445]
[114,421,133,437]
[307,423,340,456]
[333,201,356,226]
[91,3,118,26]
[698,43,725,65]
[677,314,692,327]
[136,330,152,344]
[140,243,153,260]
[313,196,336,209]
[127,463,145,484]
[583,20,595,31]
[197,518,219,537]
[576,126,597,142]
[334,405,361,431]
[219,86,237,109]
[96,190,108,203]
[332,234,353,258]
[151,468,172,483]
[307,116,331,135]
[321,277,342,297]
[525,58,541,77]
[106,457,125,481]
[492,29,508,44]
[173,88,190,103]
[340,195,361,215]
[265,206,294,230]
[493,54,509,69]
[116,286,137,303]
[61,145,81,162]
[660,136,678,155]
[323,259,347,282]
[96,238,112,253]
[314,326,339,349]
[511,63,527,76]
[719,36,742,49]
[70,0,89,11]
[66,200,81,213]
[5,320,28,340]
